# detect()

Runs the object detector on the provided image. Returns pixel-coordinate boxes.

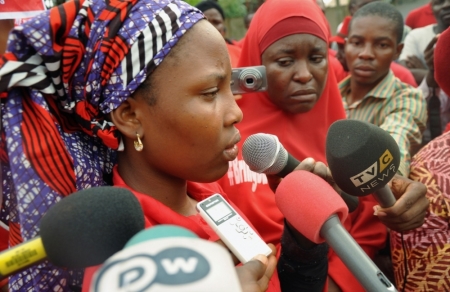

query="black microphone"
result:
[242,133,359,212]
[0,186,145,279]
[326,120,400,207]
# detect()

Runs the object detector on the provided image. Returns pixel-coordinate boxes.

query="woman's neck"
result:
[116,153,198,216]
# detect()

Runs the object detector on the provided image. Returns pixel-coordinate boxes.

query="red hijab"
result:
[435,27,450,96]
[236,0,346,162]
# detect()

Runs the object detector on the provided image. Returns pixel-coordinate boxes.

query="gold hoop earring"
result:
[134,133,143,151]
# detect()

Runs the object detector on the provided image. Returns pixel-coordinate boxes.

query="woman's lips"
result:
[224,133,241,161]
[290,93,317,102]
[224,144,239,161]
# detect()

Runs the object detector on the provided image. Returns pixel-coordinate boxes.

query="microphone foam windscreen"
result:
[91,225,242,292]
[275,170,348,243]
[242,133,288,174]
[39,186,145,268]
[125,225,198,247]
[326,120,400,196]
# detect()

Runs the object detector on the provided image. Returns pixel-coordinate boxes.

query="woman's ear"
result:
[109,98,143,139]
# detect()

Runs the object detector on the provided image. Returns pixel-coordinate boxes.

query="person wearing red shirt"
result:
[215,0,429,291]
[405,2,437,30]
[0,0,338,290]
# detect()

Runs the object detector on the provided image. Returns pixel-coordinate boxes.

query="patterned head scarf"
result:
[0,0,204,290]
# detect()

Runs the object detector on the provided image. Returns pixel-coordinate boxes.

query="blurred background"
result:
[44,0,430,47]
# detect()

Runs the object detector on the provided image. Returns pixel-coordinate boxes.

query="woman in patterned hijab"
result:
[0,0,207,290]
[0,0,338,289]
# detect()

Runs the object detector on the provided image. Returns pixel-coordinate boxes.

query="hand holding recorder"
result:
[91,225,276,292]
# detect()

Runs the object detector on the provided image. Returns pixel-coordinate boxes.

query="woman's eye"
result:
[310,56,324,63]
[203,89,218,100]
[277,59,292,66]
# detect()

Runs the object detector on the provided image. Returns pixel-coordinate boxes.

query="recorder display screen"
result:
[207,202,232,222]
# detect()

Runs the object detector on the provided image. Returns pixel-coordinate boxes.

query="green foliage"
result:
[218,0,247,18]
[184,0,247,18]
[184,0,204,6]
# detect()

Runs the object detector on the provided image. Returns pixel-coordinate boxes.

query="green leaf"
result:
[218,0,247,18]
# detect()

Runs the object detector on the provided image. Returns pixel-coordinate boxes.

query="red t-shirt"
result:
[405,3,437,30]
[390,62,417,87]
[81,166,281,292]
[217,152,387,292]
[0,227,9,288]
[0,227,8,251]
[227,43,242,68]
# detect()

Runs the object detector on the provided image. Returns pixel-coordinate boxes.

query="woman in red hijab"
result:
[216,0,387,290]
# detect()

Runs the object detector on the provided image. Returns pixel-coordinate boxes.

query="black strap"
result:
[428,87,442,140]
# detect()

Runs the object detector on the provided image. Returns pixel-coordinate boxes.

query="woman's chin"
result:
[190,166,229,183]
[282,102,317,114]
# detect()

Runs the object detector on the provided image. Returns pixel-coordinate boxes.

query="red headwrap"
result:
[435,27,450,95]
[260,17,327,53]
[237,0,346,163]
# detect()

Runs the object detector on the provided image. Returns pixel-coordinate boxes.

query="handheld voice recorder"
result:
[197,193,272,264]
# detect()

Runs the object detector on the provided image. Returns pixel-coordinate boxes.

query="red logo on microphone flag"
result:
[0,0,46,19]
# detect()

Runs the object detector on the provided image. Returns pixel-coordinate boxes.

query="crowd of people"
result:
[0,0,448,291]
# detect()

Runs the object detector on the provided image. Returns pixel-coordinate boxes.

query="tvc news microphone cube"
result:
[326,120,400,198]
[91,225,242,292]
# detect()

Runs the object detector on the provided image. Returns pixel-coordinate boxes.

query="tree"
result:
[184,0,248,18]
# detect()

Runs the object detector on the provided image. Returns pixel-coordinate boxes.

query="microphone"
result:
[275,170,397,292]
[326,120,400,207]
[91,225,242,292]
[242,133,359,212]
[0,186,145,279]
[242,133,298,178]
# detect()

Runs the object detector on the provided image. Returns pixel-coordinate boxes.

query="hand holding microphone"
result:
[326,119,399,208]
[242,133,329,179]
[378,174,429,232]
[242,133,359,212]
[276,170,397,292]
[326,119,429,231]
